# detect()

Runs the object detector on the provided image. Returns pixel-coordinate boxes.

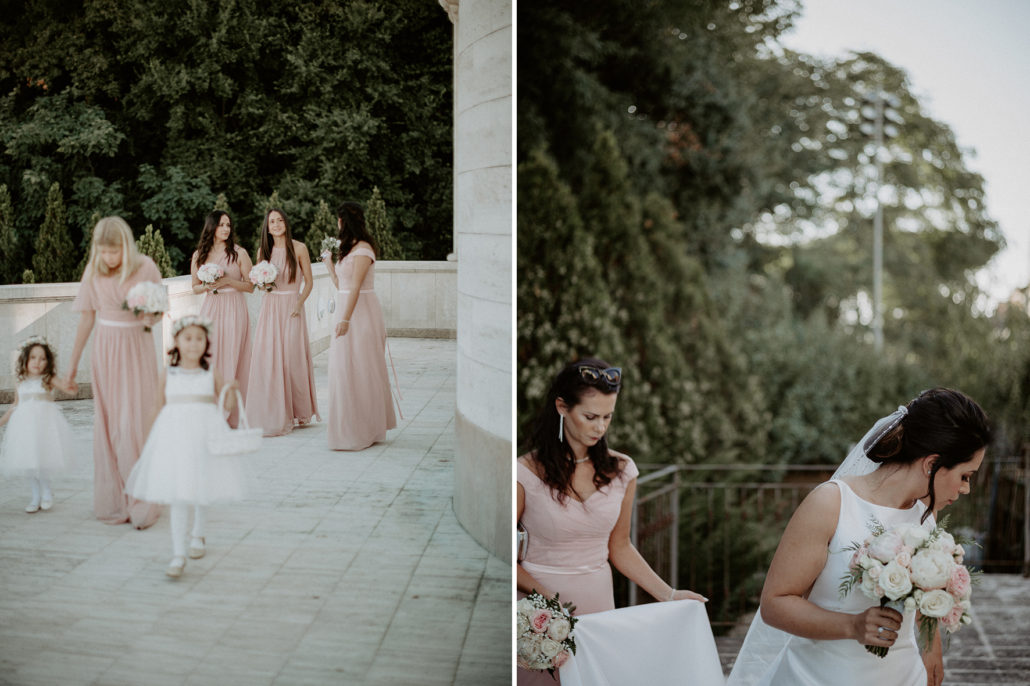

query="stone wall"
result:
[0,260,455,399]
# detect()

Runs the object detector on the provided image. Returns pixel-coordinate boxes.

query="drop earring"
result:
[558,414,564,443]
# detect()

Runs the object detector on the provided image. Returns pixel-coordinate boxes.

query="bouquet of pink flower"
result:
[122,281,168,332]
[249,260,278,292]
[840,515,974,657]
[197,262,225,294]
[516,591,578,677]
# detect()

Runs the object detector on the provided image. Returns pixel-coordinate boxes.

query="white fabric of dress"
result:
[729,479,930,686]
[0,377,75,476]
[125,367,246,504]
[560,600,726,686]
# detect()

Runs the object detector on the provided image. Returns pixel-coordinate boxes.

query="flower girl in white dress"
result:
[125,316,246,578]
[0,338,76,512]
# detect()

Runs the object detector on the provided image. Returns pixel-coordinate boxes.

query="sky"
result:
[779,0,1030,305]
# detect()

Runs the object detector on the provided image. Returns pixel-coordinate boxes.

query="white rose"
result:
[517,598,536,616]
[517,614,531,636]
[904,597,917,612]
[918,589,956,618]
[900,525,930,549]
[860,571,881,599]
[517,635,542,663]
[868,531,905,564]
[859,553,875,570]
[879,559,914,601]
[931,531,956,552]
[540,638,562,659]
[867,563,883,580]
[546,616,571,642]
[910,549,955,589]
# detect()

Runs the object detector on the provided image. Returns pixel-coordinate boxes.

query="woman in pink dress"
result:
[190,210,253,427]
[516,358,706,684]
[245,208,319,436]
[321,202,397,450]
[63,216,163,528]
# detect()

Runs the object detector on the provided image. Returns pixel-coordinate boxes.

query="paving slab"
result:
[0,338,512,686]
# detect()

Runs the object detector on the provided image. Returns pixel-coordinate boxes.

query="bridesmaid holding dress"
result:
[190,210,253,427]
[320,201,397,450]
[63,216,163,528]
[245,208,319,436]
[516,358,706,685]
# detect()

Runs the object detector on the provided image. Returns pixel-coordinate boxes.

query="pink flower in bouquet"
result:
[940,603,965,632]
[868,530,905,563]
[530,609,552,633]
[553,650,570,669]
[127,294,146,309]
[947,565,971,599]
[895,549,913,568]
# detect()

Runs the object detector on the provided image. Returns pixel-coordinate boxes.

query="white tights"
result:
[28,476,51,504]
[169,504,206,558]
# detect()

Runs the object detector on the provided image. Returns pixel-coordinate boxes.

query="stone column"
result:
[440,0,512,561]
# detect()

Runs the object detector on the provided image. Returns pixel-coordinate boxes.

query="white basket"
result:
[208,385,263,456]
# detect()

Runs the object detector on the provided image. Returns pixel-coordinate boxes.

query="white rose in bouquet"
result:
[917,589,956,618]
[930,531,957,553]
[539,638,562,659]
[878,559,913,601]
[249,260,279,292]
[517,597,536,616]
[899,524,930,549]
[868,530,905,564]
[546,616,571,642]
[197,262,225,293]
[910,549,955,590]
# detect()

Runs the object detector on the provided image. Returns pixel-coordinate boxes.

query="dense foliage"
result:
[0,0,452,278]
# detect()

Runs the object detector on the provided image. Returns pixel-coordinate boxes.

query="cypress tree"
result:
[137,224,175,277]
[0,184,19,284]
[366,187,404,260]
[32,183,77,282]
[305,199,336,259]
[213,192,232,213]
[21,270,34,284]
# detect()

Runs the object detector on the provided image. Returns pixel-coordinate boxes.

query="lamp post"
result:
[860,91,902,351]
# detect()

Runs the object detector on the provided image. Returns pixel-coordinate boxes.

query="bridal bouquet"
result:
[197,262,225,294]
[840,516,974,657]
[517,591,578,676]
[320,236,341,261]
[122,281,168,332]
[249,260,278,292]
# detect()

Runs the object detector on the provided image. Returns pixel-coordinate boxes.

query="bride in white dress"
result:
[728,387,991,686]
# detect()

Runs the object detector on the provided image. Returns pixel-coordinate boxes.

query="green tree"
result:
[305,199,336,260]
[367,187,405,260]
[213,192,232,213]
[32,182,77,282]
[137,223,175,278]
[0,184,20,284]
[76,211,102,280]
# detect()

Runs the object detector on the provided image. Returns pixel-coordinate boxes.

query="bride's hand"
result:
[853,605,902,647]
[669,589,708,603]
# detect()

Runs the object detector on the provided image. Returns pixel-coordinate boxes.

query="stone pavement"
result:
[0,338,512,686]
[715,574,1030,684]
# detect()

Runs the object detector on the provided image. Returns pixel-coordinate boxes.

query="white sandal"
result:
[165,557,186,578]
[188,537,206,559]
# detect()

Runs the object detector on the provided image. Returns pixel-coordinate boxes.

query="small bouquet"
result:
[320,236,341,261]
[197,262,225,294]
[249,260,278,292]
[516,591,578,677]
[840,515,974,657]
[122,281,168,332]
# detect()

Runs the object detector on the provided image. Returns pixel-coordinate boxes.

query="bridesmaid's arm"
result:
[64,310,96,391]
[190,251,209,295]
[234,248,255,293]
[760,483,901,647]
[321,253,340,290]
[608,478,706,603]
[291,241,313,318]
[515,481,556,599]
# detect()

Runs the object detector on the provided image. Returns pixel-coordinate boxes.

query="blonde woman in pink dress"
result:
[245,208,319,436]
[516,358,706,685]
[190,210,253,428]
[320,202,397,450]
[63,216,164,528]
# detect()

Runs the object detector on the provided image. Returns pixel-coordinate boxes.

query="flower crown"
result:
[171,315,214,337]
[18,335,50,356]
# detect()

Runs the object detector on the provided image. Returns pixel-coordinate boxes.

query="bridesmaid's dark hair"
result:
[15,341,56,391]
[866,387,991,522]
[526,357,625,504]
[335,202,378,262]
[257,208,298,283]
[168,327,212,370]
[194,211,239,266]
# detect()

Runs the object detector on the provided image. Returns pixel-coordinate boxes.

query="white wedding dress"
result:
[729,478,931,686]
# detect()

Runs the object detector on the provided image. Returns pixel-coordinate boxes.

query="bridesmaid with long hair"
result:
[245,208,319,436]
[321,201,397,450]
[63,216,163,528]
[190,210,253,427]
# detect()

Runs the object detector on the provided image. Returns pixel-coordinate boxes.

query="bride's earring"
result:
[558,414,564,443]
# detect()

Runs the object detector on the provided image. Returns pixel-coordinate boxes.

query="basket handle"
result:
[216,383,251,430]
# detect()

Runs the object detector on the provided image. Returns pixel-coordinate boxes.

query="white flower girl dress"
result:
[0,377,75,476]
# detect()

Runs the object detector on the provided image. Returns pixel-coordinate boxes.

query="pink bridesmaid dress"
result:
[245,244,319,436]
[516,454,640,685]
[72,255,163,528]
[198,248,252,427]
[327,246,396,450]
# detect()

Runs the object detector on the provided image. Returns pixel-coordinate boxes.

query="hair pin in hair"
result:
[862,405,908,455]
[18,335,50,355]
[171,315,214,337]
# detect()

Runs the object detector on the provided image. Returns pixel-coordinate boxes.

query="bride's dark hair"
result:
[866,387,991,521]
[525,357,625,504]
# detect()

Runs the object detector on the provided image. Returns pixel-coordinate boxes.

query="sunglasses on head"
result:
[575,365,622,390]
